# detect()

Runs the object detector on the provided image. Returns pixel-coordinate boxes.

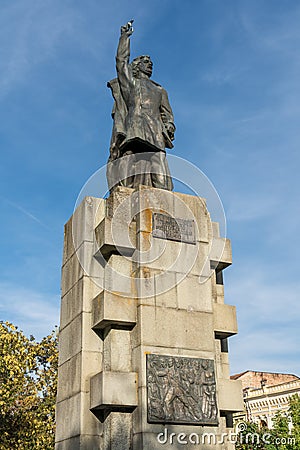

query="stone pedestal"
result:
[55,187,243,450]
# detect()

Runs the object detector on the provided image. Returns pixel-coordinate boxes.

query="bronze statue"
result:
[106,20,175,192]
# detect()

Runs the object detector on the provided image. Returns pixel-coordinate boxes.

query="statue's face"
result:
[168,358,173,368]
[138,56,153,77]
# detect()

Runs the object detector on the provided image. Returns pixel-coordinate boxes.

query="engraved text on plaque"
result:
[152,213,196,244]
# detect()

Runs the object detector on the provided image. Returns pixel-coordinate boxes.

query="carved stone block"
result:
[146,354,218,425]
[152,213,196,244]
[90,371,138,422]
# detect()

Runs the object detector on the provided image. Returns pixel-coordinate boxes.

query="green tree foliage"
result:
[288,395,300,448]
[236,421,268,450]
[0,321,58,450]
[268,411,290,450]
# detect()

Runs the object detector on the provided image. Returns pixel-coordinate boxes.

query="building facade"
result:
[232,371,300,428]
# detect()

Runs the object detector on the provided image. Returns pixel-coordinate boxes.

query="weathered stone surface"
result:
[81,311,103,354]
[58,314,82,365]
[81,351,103,393]
[61,248,84,296]
[81,391,104,436]
[55,435,81,450]
[56,393,81,442]
[131,186,174,235]
[218,379,244,412]
[106,186,134,220]
[72,197,105,248]
[62,242,103,296]
[63,197,105,266]
[56,353,81,402]
[220,353,230,379]
[154,271,177,308]
[104,413,132,450]
[133,265,158,305]
[176,273,212,312]
[135,230,152,255]
[92,291,136,332]
[214,283,225,304]
[56,435,104,450]
[173,192,210,243]
[94,217,135,260]
[137,236,208,277]
[215,339,230,380]
[60,277,102,330]
[213,303,238,338]
[80,436,103,450]
[103,329,132,372]
[212,221,220,238]
[58,312,102,366]
[62,216,75,267]
[132,305,214,352]
[90,371,138,410]
[133,265,178,307]
[210,237,232,269]
[103,254,133,295]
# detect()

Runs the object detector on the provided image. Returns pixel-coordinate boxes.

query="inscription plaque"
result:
[152,213,196,244]
[146,354,218,425]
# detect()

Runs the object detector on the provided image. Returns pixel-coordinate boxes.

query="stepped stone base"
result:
[55,187,243,449]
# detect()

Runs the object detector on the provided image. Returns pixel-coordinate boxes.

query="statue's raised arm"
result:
[116,20,134,105]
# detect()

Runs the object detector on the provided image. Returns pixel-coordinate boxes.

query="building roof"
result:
[231,370,299,380]
[230,371,299,391]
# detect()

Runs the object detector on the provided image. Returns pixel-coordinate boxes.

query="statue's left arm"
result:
[160,88,176,146]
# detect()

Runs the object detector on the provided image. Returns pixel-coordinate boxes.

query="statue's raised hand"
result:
[121,20,134,36]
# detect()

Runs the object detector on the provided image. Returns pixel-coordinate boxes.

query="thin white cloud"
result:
[239,1,300,55]
[226,194,278,222]
[227,267,300,325]
[201,66,245,86]
[4,198,49,229]
[0,0,83,96]
[0,0,172,97]
[0,282,59,339]
[226,268,300,375]
[230,329,299,375]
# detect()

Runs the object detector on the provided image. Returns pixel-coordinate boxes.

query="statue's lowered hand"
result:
[121,20,134,36]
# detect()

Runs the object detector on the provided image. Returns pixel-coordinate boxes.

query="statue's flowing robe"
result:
[106,32,175,191]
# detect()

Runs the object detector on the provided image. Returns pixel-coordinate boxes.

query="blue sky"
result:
[1,0,299,376]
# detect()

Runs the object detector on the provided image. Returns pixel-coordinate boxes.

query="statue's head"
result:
[132,55,153,78]
[202,360,209,370]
